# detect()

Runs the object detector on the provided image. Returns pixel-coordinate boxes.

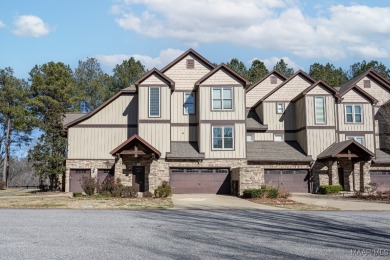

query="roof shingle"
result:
[247,141,312,162]
[166,142,205,160]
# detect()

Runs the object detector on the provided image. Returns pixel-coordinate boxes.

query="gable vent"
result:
[363,80,371,88]
[270,75,277,84]
[186,59,195,69]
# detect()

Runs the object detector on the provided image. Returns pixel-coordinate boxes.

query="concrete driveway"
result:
[171,194,283,210]
[291,193,390,211]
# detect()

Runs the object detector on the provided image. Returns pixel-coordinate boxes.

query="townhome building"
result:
[64,49,390,195]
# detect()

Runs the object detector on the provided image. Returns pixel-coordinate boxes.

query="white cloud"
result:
[95,48,184,70]
[0,20,5,28]
[260,56,302,71]
[13,15,52,37]
[112,0,390,59]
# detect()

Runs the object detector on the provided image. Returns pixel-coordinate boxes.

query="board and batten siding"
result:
[138,85,170,120]
[171,91,198,124]
[79,94,137,125]
[254,132,273,141]
[305,96,335,126]
[198,85,245,121]
[306,129,336,159]
[294,98,306,129]
[246,75,284,107]
[262,102,296,130]
[68,127,137,159]
[265,75,312,101]
[296,129,308,155]
[339,133,375,152]
[163,54,211,91]
[337,102,374,132]
[199,123,245,159]
[355,76,390,106]
[138,123,170,158]
[171,126,197,141]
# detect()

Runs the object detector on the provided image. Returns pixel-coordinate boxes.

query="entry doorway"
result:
[338,167,345,190]
[132,166,145,192]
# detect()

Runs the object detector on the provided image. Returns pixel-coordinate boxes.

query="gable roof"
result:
[134,68,175,89]
[339,69,390,96]
[194,63,250,90]
[291,80,342,102]
[246,70,287,93]
[247,141,312,162]
[317,140,374,160]
[63,112,86,126]
[64,86,136,129]
[160,48,215,73]
[252,70,316,108]
[110,134,161,158]
[344,86,378,104]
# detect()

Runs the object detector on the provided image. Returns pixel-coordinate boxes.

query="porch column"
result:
[114,156,124,177]
[361,161,371,192]
[353,161,360,191]
[328,160,338,185]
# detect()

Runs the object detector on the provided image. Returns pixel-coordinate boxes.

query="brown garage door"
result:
[69,169,90,193]
[97,169,113,186]
[370,171,390,192]
[170,168,231,194]
[264,169,309,193]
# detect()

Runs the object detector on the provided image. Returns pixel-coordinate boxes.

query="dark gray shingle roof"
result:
[247,141,312,162]
[246,109,267,130]
[373,149,390,164]
[166,142,205,160]
[63,113,86,125]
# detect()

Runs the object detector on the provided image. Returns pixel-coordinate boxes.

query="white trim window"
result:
[276,102,284,114]
[212,126,234,150]
[149,87,160,117]
[345,104,362,123]
[212,88,233,110]
[346,136,365,145]
[315,96,326,124]
[274,134,284,142]
[184,92,195,115]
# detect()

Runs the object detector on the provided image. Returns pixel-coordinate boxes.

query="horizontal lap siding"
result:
[246,75,284,107]
[171,92,198,124]
[164,54,211,91]
[79,95,137,125]
[199,123,245,158]
[356,76,390,106]
[68,127,137,159]
[307,129,336,159]
[305,96,335,126]
[139,123,170,158]
[171,126,197,141]
[138,85,170,120]
[266,75,312,101]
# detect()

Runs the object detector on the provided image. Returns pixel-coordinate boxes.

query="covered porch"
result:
[110,134,161,192]
[313,140,374,192]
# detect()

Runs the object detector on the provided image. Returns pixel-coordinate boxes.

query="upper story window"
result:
[276,102,284,114]
[345,104,362,123]
[212,126,234,150]
[347,136,365,145]
[186,59,194,69]
[212,88,233,110]
[363,80,371,88]
[270,76,277,84]
[274,134,284,142]
[149,87,160,117]
[184,92,195,115]
[315,96,326,124]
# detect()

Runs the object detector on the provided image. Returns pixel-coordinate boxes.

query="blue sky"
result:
[1,0,390,80]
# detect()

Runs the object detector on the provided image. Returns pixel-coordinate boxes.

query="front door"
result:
[338,167,345,190]
[132,166,145,192]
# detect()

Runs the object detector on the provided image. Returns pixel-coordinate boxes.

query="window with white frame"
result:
[246,133,254,142]
[149,87,160,117]
[274,134,284,142]
[184,92,195,114]
[212,126,234,149]
[212,88,233,110]
[345,105,362,123]
[315,97,326,124]
[346,136,365,145]
[276,102,284,114]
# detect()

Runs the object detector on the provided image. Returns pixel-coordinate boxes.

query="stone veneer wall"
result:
[65,159,115,192]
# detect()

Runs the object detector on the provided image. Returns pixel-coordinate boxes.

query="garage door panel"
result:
[264,169,309,193]
[370,171,390,192]
[70,169,91,193]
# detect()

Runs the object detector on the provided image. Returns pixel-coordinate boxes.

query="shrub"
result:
[242,185,290,199]
[122,186,138,198]
[143,191,153,198]
[81,176,97,196]
[154,181,172,198]
[73,192,83,197]
[318,185,343,194]
[242,188,263,198]
[266,187,279,198]
[0,180,5,190]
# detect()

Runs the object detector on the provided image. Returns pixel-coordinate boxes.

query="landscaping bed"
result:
[246,197,338,210]
[350,191,390,203]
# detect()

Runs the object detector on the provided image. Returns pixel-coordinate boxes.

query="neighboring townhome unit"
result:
[64,50,390,195]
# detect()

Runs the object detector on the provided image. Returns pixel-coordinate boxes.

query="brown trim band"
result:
[72,124,138,128]
[139,119,170,123]
[171,123,198,127]
[200,120,246,124]
[266,126,336,134]
[339,131,375,135]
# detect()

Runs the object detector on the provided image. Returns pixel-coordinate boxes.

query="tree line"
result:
[1,56,389,189]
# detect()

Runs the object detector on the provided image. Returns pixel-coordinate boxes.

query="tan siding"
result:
[254,132,273,141]
[255,104,263,122]
[297,130,308,154]
[266,75,312,101]
[202,70,241,85]
[199,123,246,158]
[164,54,211,91]
[138,85,170,120]
[339,133,375,152]
[307,86,331,95]
[171,91,197,124]
[68,127,137,159]
[338,103,373,131]
[356,76,390,106]
[80,95,137,125]
[171,126,197,141]
[307,129,336,159]
[342,89,369,102]
[295,98,306,129]
[138,123,170,158]
[199,86,245,121]
[142,74,166,85]
[262,102,295,130]
[306,96,335,126]
[246,75,284,107]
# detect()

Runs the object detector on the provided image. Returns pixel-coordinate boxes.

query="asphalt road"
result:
[0,209,389,260]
